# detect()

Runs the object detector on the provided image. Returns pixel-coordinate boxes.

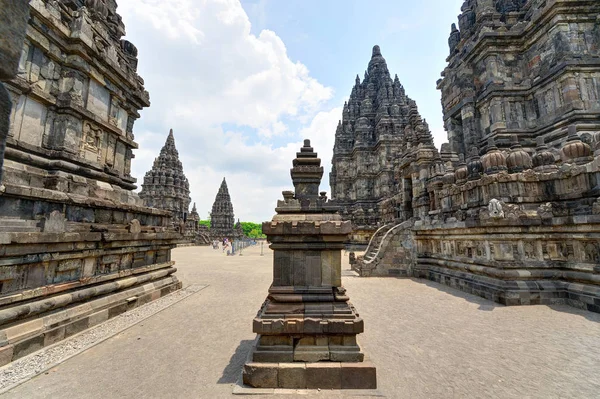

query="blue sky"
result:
[119,0,464,222]
[241,0,464,146]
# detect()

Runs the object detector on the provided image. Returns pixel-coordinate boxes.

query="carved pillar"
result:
[461,102,479,151]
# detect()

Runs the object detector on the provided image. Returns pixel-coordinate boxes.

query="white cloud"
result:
[298,106,343,195]
[120,0,332,135]
[132,108,340,223]
[118,0,339,222]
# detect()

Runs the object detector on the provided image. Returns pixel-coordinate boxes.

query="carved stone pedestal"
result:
[242,140,376,389]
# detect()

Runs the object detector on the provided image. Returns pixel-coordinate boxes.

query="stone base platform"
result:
[243,356,376,389]
[414,262,600,313]
[243,336,376,389]
[0,271,181,366]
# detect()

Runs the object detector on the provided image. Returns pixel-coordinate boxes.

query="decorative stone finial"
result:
[290,139,323,201]
[488,198,505,219]
[449,23,461,54]
[467,146,483,180]
[455,154,468,183]
[372,45,381,57]
[532,136,557,172]
[561,125,593,165]
[482,138,508,175]
[506,135,532,173]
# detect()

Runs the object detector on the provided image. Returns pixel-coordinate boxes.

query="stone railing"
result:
[352,220,414,277]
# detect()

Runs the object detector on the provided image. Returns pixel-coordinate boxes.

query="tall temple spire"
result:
[210,177,240,239]
[139,129,191,220]
[330,45,436,241]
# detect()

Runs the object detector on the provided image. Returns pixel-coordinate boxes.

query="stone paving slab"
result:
[0,284,208,394]
[1,245,599,399]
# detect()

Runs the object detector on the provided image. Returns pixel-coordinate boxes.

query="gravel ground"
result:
[1,245,599,399]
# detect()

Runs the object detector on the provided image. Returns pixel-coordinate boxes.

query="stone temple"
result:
[0,0,181,365]
[139,129,191,223]
[352,0,600,314]
[138,129,211,245]
[330,45,436,247]
[210,177,243,240]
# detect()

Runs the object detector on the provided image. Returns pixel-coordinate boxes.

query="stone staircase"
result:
[352,220,415,277]
[362,224,392,263]
[0,217,41,233]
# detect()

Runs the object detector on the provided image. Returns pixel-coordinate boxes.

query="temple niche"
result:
[0,0,182,366]
[210,178,243,240]
[351,0,600,315]
[330,45,437,247]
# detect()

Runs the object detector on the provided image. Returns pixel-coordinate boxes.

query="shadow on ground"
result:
[217,339,254,384]
[413,278,503,311]
[415,278,600,320]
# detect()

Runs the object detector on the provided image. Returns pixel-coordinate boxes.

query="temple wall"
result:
[439,0,600,154]
[0,0,181,365]
[352,0,600,314]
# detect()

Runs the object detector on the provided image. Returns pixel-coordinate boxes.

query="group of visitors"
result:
[211,238,232,254]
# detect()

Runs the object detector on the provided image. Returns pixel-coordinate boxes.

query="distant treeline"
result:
[198,220,266,239]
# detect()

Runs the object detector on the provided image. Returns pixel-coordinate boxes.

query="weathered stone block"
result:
[278,363,306,389]
[43,326,65,346]
[341,362,377,389]
[306,362,341,389]
[13,334,45,360]
[243,363,278,388]
[0,0,30,80]
[0,344,14,367]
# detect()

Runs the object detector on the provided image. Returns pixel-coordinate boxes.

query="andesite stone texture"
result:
[243,140,376,389]
[351,0,600,314]
[0,0,30,188]
[0,0,182,366]
[330,45,436,247]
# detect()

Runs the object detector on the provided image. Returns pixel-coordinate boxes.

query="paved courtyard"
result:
[2,244,600,398]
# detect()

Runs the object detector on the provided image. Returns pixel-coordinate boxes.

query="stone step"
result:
[0,218,40,232]
[0,220,38,227]
[0,226,41,233]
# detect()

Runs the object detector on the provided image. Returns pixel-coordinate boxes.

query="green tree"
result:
[240,222,266,239]
[197,220,265,238]
[198,220,211,228]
